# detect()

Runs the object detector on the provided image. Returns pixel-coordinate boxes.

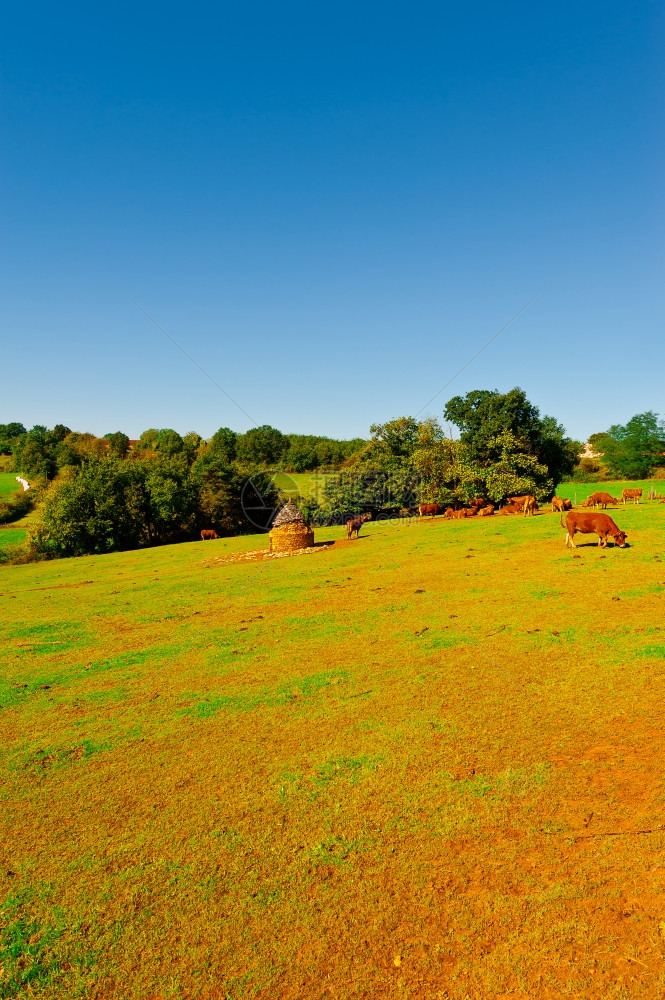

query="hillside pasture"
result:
[1,495,665,997]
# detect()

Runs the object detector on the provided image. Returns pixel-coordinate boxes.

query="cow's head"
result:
[613,531,628,548]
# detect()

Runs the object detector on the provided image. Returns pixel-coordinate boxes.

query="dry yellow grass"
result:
[2,496,665,998]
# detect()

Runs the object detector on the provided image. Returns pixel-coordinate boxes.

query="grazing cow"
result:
[346,512,372,539]
[589,491,619,509]
[579,497,596,508]
[551,496,572,513]
[200,529,219,540]
[477,505,494,516]
[622,488,643,504]
[560,512,628,549]
[418,503,442,517]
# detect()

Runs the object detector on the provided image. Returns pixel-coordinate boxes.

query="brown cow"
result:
[551,496,572,513]
[589,491,619,509]
[560,512,628,549]
[346,512,372,539]
[622,488,643,504]
[446,508,469,519]
[508,494,537,516]
[200,529,219,540]
[579,497,596,508]
[497,503,522,515]
[477,505,494,516]
[469,497,486,509]
[418,503,442,517]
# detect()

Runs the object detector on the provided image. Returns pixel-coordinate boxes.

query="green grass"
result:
[272,471,335,500]
[0,472,21,498]
[0,527,28,548]
[557,477,663,503]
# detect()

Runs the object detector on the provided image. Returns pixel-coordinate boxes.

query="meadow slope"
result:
[2,498,665,999]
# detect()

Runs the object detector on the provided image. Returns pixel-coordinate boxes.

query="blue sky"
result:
[2,1,663,442]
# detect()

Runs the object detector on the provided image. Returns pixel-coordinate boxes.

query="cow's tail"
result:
[559,514,566,530]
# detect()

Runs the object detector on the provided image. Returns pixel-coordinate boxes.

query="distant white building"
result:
[579,442,602,460]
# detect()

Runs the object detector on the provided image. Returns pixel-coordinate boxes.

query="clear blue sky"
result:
[2,1,663,443]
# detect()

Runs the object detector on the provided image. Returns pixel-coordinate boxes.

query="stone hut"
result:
[269,501,314,553]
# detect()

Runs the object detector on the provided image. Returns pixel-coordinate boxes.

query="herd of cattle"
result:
[199,487,653,550]
[344,487,649,549]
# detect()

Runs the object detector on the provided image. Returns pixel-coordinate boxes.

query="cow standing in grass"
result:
[551,497,572,513]
[346,513,372,539]
[200,529,219,540]
[622,488,643,504]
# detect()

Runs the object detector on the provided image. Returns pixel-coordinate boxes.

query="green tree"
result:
[138,428,159,452]
[602,412,665,478]
[444,387,575,483]
[366,416,420,469]
[192,456,245,533]
[208,427,238,464]
[236,425,286,468]
[0,423,26,456]
[183,432,203,465]
[155,428,185,457]
[38,459,145,555]
[105,432,130,458]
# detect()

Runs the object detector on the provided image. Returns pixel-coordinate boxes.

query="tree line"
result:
[0,423,366,478]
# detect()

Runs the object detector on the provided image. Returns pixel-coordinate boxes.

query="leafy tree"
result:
[155,428,185,457]
[37,456,201,555]
[48,424,71,444]
[366,416,420,470]
[0,422,26,440]
[142,456,198,541]
[15,433,56,478]
[138,428,159,452]
[413,430,553,505]
[38,459,145,555]
[323,469,420,521]
[236,425,287,468]
[105,432,130,458]
[444,387,575,483]
[192,455,246,534]
[0,423,26,456]
[208,427,238,464]
[183,432,203,465]
[601,412,665,478]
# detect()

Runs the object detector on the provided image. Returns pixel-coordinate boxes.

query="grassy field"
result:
[2,487,665,997]
[0,526,28,549]
[272,472,335,501]
[0,472,21,498]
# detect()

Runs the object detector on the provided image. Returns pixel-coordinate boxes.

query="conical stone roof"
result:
[272,501,306,529]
